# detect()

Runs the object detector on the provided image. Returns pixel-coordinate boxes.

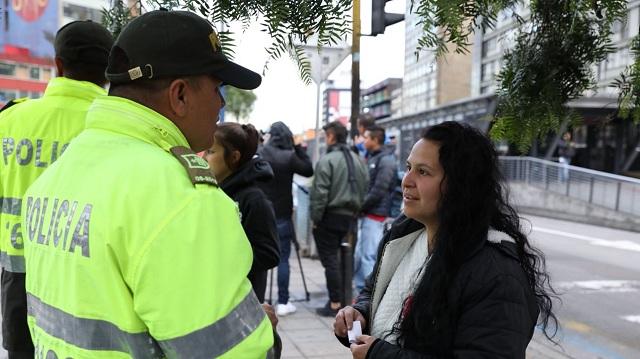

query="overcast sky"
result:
[230,11,406,134]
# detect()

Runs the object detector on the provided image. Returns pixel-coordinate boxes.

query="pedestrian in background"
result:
[352,114,375,158]
[558,131,576,181]
[21,10,274,357]
[259,121,313,316]
[310,121,368,317]
[354,125,398,294]
[334,121,557,358]
[206,122,280,302]
[0,20,113,359]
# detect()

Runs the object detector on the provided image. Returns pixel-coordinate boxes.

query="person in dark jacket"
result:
[310,121,369,317]
[354,125,398,293]
[333,121,558,358]
[258,121,314,316]
[206,122,280,302]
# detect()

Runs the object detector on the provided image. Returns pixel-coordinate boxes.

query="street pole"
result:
[350,0,361,140]
[313,81,321,164]
[313,57,324,164]
[340,0,361,309]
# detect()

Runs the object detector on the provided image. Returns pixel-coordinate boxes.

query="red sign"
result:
[12,0,49,22]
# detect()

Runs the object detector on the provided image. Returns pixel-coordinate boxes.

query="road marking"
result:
[555,280,640,293]
[564,320,592,333]
[621,315,640,324]
[533,227,640,253]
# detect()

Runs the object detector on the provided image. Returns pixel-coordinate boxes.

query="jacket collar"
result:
[327,143,349,153]
[43,77,106,101]
[388,215,517,261]
[85,96,190,152]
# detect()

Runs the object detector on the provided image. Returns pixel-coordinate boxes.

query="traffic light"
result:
[371,0,404,36]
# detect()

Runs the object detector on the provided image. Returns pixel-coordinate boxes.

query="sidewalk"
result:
[277,255,570,359]
[272,255,350,359]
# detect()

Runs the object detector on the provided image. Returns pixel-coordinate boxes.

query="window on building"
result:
[30,67,40,80]
[0,90,18,102]
[0,62,16,76]
[605,47,630,71]
[482,38,497,57]
[63,3,103,22]
[42,68,53,81]
[611,16,628,41]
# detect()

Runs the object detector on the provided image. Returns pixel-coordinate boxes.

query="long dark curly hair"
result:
[395,121,558,350]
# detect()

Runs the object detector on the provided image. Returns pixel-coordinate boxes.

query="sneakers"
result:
[276,302,297,316]
[315,302,340,317]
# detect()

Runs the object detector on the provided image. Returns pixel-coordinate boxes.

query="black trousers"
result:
[1,270,34,357]
[313,213,353,303]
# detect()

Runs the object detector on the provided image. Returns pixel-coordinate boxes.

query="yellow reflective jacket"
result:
[22,96,273,358]
[0,77,106,272]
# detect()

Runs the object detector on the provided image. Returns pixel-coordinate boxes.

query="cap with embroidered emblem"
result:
[106,9,261,90]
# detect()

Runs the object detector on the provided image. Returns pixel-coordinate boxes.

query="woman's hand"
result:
[333,306,367,337]
[350,335,376,359]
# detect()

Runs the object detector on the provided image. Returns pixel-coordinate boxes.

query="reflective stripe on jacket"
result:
[22,96,273,358]
[0,77,105,273]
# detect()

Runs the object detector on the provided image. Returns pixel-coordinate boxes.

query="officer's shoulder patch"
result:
[0,98,29,113]
[169,146,218,187]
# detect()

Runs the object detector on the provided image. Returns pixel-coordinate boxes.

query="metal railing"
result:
[499,156,640,216]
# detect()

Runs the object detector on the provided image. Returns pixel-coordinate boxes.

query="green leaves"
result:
[411,0,518,58]
[491,0,628,152]
[224,87,257,122]
[103,0,352,84]
[614,35,640,124]
[101,1,141,37]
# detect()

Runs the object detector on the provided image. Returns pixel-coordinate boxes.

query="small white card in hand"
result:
[348,320,362,343]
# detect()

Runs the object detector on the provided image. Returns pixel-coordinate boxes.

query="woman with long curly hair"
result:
[334,121,557,358]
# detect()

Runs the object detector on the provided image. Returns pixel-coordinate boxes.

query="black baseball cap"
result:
[54,20,114,66]
[106,10,261,90]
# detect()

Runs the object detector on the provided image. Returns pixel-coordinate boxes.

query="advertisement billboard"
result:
[1,0,59,58]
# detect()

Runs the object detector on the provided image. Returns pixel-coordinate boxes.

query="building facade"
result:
[322,84,351,126]
[402,9,438,116]
[361,78,402,121]
[469,1,640,174]
[0,0,109,106]
[385,1,640,175]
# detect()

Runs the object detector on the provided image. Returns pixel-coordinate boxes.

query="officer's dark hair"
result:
[214,122,260,170]
[60,61,109,87]
[366,125,385,145]
[322,121,348,144]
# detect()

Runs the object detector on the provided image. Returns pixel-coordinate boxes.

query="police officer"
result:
[0,21,114,358]
[21,10,274,358]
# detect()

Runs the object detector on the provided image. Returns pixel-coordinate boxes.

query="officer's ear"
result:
[54,57,64,77]
[167,78,190,117]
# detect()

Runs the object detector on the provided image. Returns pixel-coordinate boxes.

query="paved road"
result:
[522,214,640,358]
[1,214,638,358]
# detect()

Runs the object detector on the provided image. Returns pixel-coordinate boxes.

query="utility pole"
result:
[350,0,361,140]
[341,0,360,310]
